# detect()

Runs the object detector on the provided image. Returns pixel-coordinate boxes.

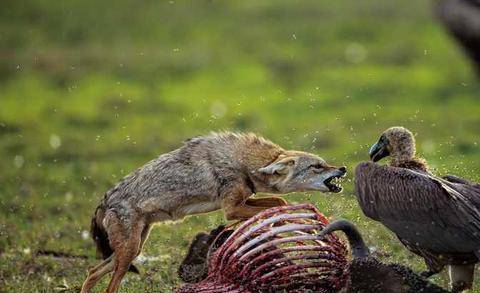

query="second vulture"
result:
[435,0,480,77]
[354,126,480,292]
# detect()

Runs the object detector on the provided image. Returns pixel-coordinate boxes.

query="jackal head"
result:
[257,151,347,193]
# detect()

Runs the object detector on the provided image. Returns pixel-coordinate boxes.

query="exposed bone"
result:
[177,204,348,293]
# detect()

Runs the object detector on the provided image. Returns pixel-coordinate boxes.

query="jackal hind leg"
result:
[87,255,113,276]
[106,212,146,293]
[139,224,151,251]
[80,256,114,293]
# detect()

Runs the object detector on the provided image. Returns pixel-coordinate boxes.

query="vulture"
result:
[354,126,480,292]
[319,219,449,293]
[435,0,480,76]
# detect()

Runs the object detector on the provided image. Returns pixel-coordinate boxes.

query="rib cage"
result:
[177,204,349,293]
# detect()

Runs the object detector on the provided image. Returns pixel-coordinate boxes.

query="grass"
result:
[1,0,480,291]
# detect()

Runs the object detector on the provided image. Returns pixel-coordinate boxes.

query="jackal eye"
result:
[311,164,323,170]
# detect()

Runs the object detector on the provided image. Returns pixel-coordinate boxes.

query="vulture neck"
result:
[390,155,429,172]
[319,220,370,259]
[388,143,428,171]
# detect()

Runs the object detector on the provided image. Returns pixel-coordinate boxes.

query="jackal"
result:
[81,132,346,292]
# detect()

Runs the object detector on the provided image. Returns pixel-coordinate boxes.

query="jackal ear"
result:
[257,157,295,175]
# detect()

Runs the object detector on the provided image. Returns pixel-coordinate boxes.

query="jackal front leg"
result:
[221,188,288,221]
[245,196,289,208]
[222,201,268,221]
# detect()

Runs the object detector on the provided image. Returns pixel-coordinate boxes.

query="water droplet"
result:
[49,134,61,149]
[14,155,24,168]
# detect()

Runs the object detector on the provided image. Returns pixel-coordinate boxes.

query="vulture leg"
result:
[448,264,475,292]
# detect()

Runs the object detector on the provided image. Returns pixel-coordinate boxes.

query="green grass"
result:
[1,0,480,291]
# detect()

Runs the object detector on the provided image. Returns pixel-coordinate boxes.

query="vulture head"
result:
[369,126,416,164]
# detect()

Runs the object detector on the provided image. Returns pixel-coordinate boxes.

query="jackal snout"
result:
[257,151,347,193]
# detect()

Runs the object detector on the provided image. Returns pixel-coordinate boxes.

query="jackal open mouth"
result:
[324,174,344,193]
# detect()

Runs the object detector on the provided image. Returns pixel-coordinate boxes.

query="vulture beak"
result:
[369,138,390,162]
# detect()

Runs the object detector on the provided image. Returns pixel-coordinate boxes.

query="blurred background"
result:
[1,0,479,291]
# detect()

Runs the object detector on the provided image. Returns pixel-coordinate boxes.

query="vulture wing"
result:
[443,174,480,209]
[355,162,480,254]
